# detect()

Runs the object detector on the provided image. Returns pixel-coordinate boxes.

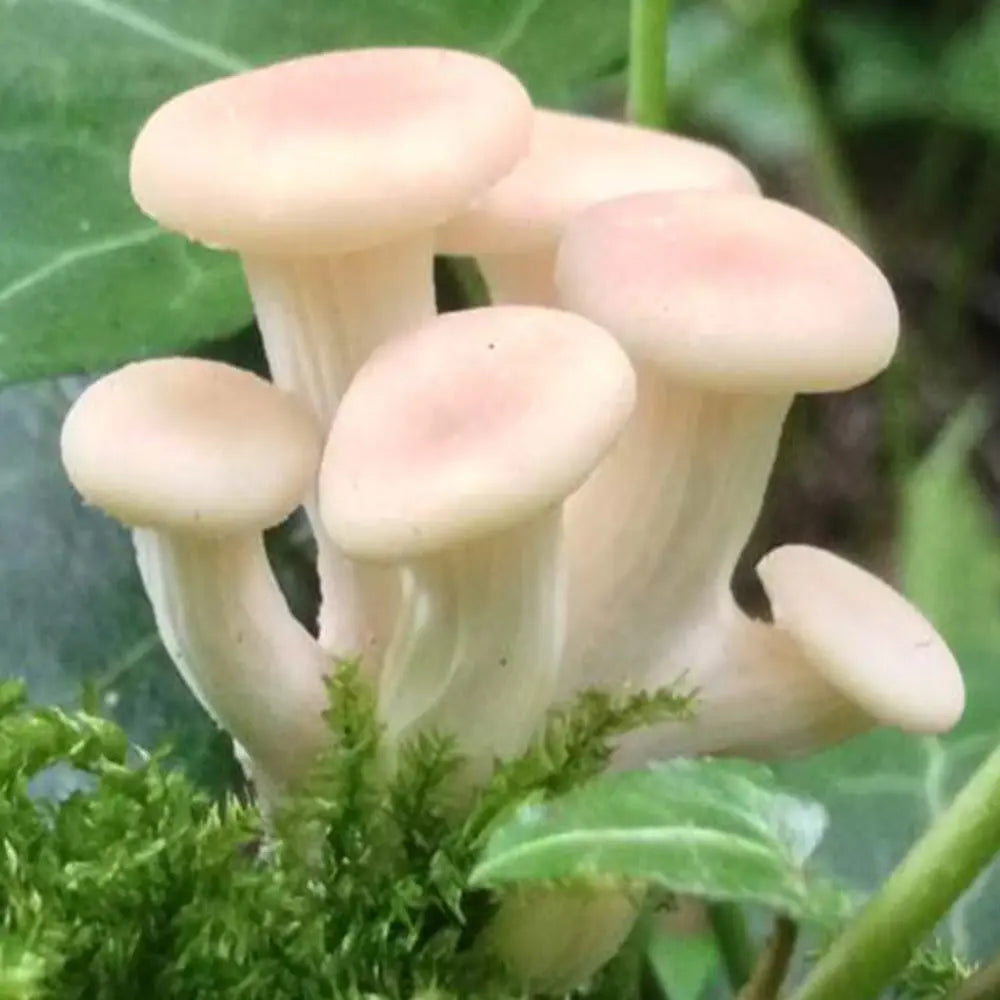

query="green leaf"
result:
[669,4,811,164]
[776,402,1000,961]
[820,10,941,125]
[939,2,1000,138]
[470,759,830,920]
[0,379,226,787]
[0,0,627,382]
[647,930,719,1000]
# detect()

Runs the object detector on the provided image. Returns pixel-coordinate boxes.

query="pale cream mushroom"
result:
[437,108,757,304]
[60,358,329,798]
[553,191,940,754]
[130,48,533,656]
[618,545,964,766]
[319,306,635,771]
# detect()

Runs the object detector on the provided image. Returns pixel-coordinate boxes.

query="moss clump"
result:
[0,670,689,1000]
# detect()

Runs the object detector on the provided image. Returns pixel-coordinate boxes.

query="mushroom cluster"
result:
[60,46,964,965]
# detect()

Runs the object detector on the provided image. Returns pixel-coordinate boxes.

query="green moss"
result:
[0,672,690,999]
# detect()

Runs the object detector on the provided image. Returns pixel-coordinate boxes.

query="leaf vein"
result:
[489,0,548,58]
[0,227,162,310]
[475,825,785,883]
[52,0,251,73]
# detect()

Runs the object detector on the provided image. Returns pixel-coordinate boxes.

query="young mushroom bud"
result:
[60,358,330,800]
[554,191,914,755]
[437,108,758,304]
[618,546,964,765]
[319,306,635,772]
[130,47,533,657]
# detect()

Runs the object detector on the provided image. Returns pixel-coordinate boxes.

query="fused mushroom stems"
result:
[555,192,905,755]
[320,305,635,768]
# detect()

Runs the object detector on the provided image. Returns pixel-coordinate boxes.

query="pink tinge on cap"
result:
[320,305,636,560]
[438,108,759,255]
[130,48,533,254]
[556,191,900,393]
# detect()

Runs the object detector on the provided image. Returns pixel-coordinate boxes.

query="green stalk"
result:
[737,917,798,1000]
[792,740,1000,1000]
[628,0,672,129]
[707,902,756,991]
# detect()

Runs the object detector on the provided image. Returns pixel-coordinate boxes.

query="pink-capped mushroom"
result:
[552,191,961,755]
[618,545,964,765]
[61,358,329,802]
[438,108,758,304]
[130,47,534,657]
[319,306,635,770]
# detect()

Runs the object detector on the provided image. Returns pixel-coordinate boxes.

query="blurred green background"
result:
[1,0,998,973]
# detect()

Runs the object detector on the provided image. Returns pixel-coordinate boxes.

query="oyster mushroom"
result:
[617,545,965,765]
[319,306,635,771]
[60,358,329,798]
[554,191,923,752]
[437,108,757,304]
[130,47,533,656]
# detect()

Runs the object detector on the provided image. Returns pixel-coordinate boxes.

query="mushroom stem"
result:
[614,607,864,767]
[133,528,331,792]
[488,885,641,992]
[242,233,435,426]
[477,248,558,306]
[242,232,435,657]
[562,370,790,693]
[615,542,964,764]
[379,510,564,770]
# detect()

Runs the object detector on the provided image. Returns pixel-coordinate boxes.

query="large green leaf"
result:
[0,0,627,383]
[820,10,940,126]
[939,2,1000,138]
[823,2,1000,138]
[471,759,832,921]
[776,402,1000,961]
[669,4,811,164]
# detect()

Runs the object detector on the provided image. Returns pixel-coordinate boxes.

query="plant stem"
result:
[737,917,798,1000]
[791,739,1000,1000]
[628,0,671,128]
[707,902,756,991]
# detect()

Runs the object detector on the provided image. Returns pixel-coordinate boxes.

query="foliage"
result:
[891,943,974,999]
[473,760,836,923]
[0,0,628,382]
[775,403,1000,960]
[2,667,766,998]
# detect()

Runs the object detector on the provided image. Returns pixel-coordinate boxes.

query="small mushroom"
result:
[130,48,533,655]
[554,191,922,752]
[319,306,635,770]
[618,545,964,764]
[60,358,329,797]
[438,108,757,304]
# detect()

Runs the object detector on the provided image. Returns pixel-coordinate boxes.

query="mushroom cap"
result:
[556,191,900,393]
[756,545,965,734]
[130,48,532,254]
[437,109,758,255]
[61,358,322,534]
[320,305,636,560]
